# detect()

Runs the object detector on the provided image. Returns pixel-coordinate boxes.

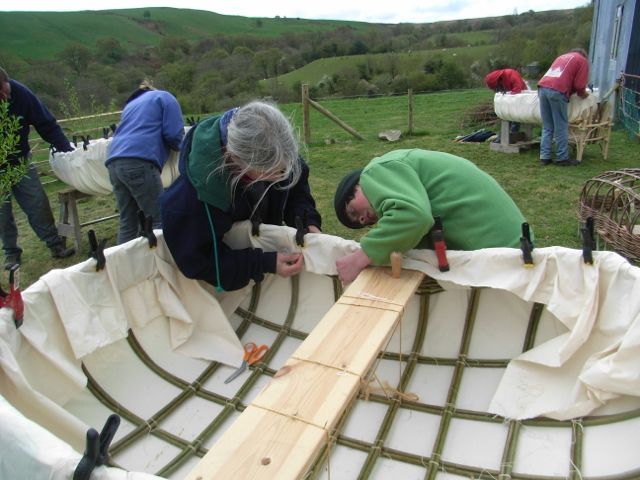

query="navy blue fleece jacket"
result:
[160,113,321,292]
[6,79,72,163]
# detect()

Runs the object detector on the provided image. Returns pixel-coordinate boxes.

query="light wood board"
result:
[184,266,424,480]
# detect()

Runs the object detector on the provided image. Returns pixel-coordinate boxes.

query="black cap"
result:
[334,169,364,229]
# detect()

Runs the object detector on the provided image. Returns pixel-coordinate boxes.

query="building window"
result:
[610,4,624,60]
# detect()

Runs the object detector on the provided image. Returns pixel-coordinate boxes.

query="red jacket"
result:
[538,51,589,98]
[485,69,528,94]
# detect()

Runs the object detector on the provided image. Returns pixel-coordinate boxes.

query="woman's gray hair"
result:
[225,101,301,192]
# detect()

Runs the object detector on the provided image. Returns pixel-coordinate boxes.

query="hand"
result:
[276,252,304,277]
[307,225,321,234]
[336,249,372,284]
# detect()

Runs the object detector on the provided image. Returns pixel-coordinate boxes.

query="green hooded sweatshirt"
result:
[359,149,529,265]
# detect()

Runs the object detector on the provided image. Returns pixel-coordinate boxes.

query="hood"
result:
[484,70,503,90]
[185,114,232,211]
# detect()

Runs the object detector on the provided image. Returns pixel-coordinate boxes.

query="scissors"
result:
[224,342,269,384]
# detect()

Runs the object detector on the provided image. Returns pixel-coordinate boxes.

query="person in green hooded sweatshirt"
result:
[160,101,321,292]
[333,149,529,284]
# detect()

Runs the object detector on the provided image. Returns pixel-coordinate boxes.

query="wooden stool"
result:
[57,188,89,251]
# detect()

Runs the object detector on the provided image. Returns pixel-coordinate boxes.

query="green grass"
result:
[0,8,373,60]
[264,45,495,90]
[10,88,638,289]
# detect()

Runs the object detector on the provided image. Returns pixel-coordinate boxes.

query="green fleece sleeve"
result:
[359,161,434,265]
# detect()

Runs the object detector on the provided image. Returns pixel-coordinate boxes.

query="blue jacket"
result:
[160,113,322,292]
[7,80,72,163]
[106,89,184,170]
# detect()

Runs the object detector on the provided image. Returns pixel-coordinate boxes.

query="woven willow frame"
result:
[75,272,640,480]
[578,168,640,263]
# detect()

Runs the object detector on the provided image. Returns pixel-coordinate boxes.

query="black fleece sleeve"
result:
[23,87,73,152]
[161,177,278,292]
[282,157,322,230]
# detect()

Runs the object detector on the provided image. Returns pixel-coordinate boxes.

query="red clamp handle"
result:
[432,217,450,272]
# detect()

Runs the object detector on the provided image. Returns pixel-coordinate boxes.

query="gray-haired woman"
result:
[160,101,322,292]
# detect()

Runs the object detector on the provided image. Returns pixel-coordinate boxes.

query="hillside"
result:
[0,8,373,60]
[0,6,592,116]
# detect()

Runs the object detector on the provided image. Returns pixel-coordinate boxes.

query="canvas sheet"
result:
[493,89,600,124]
[49,135,182,196]
[0,222,639,479]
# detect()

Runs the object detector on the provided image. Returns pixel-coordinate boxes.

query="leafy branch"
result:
[0,101,29,200]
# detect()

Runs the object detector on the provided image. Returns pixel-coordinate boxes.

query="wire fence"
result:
[31,88,493,180]
[617,73,640,140]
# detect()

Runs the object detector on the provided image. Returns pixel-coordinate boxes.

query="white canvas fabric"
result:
[0,222,639,479]
[49,135,183,196]
[493,89,600,124]
[402,247,640,419]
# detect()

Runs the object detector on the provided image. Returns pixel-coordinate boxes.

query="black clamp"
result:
[73,414,120,480]
[295,210,309,247]
[0,264,23,328]
[431,216,450,272]
[580,216,596,265]
[72,135,91,151]
[251,216,261,237]
[88,230,107,271]
[520,222,534,267]
[138,211,157,248]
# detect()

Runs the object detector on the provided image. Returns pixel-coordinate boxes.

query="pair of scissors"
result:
[224,342,269,384]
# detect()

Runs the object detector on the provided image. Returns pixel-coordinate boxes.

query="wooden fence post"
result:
[300,83,364,142]
[302,84,311,145]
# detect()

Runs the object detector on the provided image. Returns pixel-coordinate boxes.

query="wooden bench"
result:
[56,188,118,251]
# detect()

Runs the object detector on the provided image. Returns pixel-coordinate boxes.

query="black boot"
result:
[50,244,75,259]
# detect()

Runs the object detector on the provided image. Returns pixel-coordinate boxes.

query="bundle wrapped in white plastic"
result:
[493,89,600,124]
[49,135,183,196]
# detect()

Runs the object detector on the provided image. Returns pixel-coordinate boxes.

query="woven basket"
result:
[579,168,640,262]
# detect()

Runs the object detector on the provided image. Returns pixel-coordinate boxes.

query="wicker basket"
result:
[579,168,640,262]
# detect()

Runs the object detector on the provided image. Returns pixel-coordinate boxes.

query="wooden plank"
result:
[184,405,327,480]
[253,358,360,430]
[183,266,424,480]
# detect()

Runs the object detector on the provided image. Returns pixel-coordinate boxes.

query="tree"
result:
[157,36,191,64]
[96,37,126,65]
[158,62,196,94]
[58,43,91,75]
[254,49,282,79]
[0,101,28,200]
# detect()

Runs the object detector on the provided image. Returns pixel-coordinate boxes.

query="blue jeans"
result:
[539,87,569,161]
[0,163,63,256]
[108,158,163,245]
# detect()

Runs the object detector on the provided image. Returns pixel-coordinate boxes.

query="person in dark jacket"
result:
[0,66,75,267]
[106,80,184,244]
[160,100,322,292]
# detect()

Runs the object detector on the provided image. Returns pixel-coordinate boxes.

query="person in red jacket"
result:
[537,48,590,166]
[485,69,529,94]
[485,68,530,138]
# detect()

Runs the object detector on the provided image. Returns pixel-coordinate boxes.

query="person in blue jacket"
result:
[0,66,76,267]
[160,100,322,292]
[106,80,184,244]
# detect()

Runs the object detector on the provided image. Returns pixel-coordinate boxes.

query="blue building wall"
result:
[589,0,639,111]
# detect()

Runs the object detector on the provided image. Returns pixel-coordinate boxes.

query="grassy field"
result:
[0,8,373,60]
[262,44,495,91]
[9,88,638,289]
